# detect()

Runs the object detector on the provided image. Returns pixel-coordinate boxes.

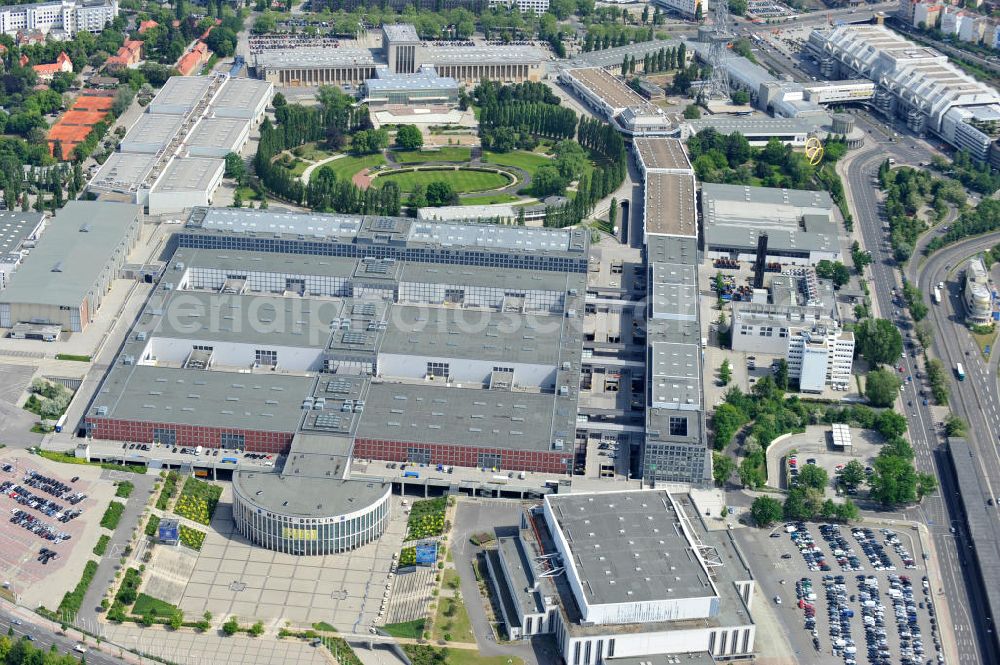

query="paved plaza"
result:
[171,490,407,631]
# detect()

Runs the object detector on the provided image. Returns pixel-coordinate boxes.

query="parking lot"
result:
[0,450,113,609]
[737,521,945,665]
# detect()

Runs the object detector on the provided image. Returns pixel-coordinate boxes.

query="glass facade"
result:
[231,482,391,555]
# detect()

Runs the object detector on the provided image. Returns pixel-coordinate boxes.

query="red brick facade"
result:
[85,417,294,454]
[85,420,573,472]
[354,437,572,473]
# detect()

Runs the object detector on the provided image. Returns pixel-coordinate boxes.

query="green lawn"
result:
[234,186,262,202]
[482,150,550,176]
[293,142,334,162]
[392,147,471,164]
[322,153,387,182]
[432,591,473,643]
[459,193,522,205]
[132,593,179,618]
[381,618,425,639]
[376,168,510,194]
[286,159,310,177]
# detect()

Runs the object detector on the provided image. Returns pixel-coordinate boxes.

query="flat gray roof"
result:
[546,490,715,605]
[0,212,44,256]
[422,45,544,66]
[380,304,565,367]
[172,246,359,279]
[684,115,824,135]
[254,47,376,69]
[91,365,312,433]
[497,537,544,616]
[701,182,839,254]
[634,137,692,172]
[149,76,213,113]
[89,151,158,192]
[150,290,337,348]
[564,67,651,112]
[234,468,389,519]
[564,39,682,69]
[0,201,139,308]
[195,207,363,238]
[399,262,583,294]
[645,172,697,238]
[356,382,563,453]
[382,23,419,43]
[186,208,589,257]
[651,262,697,321]
[650,341,701,409]
[153,157,223,193]
[119,113,185,152]
[211,78,271,115]
[365,67,457,93]
[187,117,247,152]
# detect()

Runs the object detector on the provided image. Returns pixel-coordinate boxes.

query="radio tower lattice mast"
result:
[705,0,733,101]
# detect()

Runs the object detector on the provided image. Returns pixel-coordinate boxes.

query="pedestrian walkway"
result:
[78,472,156,625]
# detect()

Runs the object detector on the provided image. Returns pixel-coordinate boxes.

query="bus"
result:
[956,363,966,381]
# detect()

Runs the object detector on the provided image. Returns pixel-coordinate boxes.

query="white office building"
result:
[964,256,993,325]
[0,0,117,39]
[786,325,855,392]
[489,0,548,12]
[652,0,706,20]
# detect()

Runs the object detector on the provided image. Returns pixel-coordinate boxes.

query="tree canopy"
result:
[855,318,904,366]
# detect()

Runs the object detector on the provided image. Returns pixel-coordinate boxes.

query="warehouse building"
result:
[252,23,544,87]
[632,138,709,485]
[807,24,1000,161]
[680,116,819,146]
[558,67,677,137]
[0,201,140,332]
[81,209,588,552]
[486,489,756,662]
[89,75,272,214]
[0,211,46,290]
[702,183,842,266]
[85,209,587,467]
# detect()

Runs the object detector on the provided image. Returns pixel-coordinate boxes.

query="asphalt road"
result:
[915,234,1000,664]
[0,609,122,664]
[847,142,991,664]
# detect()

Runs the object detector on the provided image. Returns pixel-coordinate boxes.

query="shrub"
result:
[100,501,125,530]
[115,481,134,498]
[145,514,160,537]
[174,477,222,525]
[114,568,142,607]
[222,617,240,636]
[179,524,206,551]
[56,560,98,619]
[93,534,110,556]
[405,497,447,540]
[156,471,179,510]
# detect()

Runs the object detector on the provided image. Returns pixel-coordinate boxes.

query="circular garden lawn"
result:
[373,167,513,194]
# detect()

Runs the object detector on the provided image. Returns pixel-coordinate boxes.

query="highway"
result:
[915,234,1000,663]
[847,141,996,664]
